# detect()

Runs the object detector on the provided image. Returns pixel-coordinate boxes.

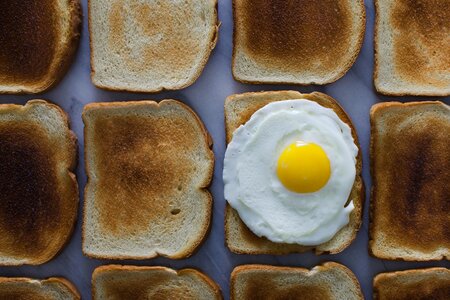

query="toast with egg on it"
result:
[89,0,219,92]
[232,0,365,85]
[0,100,78,266]
[92,265,222,300]
[0,277,80,300]
[0,0,81,94]
[370,101,450,261]
[373,268,450,300]
[82,100,214,259]
[224,91,364,255]
[374,0,450,96]
[230,263,363,300]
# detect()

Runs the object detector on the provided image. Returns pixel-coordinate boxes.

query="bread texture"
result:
[0,277,80,300]
[224,91,363,255]
[0,100,78,266]
[232,0,365,85]
[0,0,81,94]
[370,101,450,261]
[374,0,450,96]
[83,100,214,259]
[92,265,222,300]
[231,262,363,300]
[89,0,219,92]
[374,268,450,300]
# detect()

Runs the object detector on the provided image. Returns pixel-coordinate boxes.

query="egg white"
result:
[223,99,358,245]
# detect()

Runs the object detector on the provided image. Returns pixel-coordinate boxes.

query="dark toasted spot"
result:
[239,0,353,72]
[392,0,450,86]
[171,209,181,215]
[0,0,58,84]
[0,291,48,300]
[241,273,331,300]
[93,115,198,235]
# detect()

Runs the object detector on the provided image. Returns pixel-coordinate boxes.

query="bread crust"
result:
[0,277,80,299]
[369,101,450,261]
[232,0,366,85]
[230,262,363,300]
[0,0,81,94]
[92,265,222,300]
[224,91,364,255]
[88,0,219,93]
[82,100,214,260]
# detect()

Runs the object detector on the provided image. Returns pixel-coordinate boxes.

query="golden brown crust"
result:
[0,100,78,265]
[88,0,219,93]
[369,101,450,261]
[0,277,80,299]
[373,268,450,300]
[230,262,363,300]
[92,265,222,300]
[232,0,366,85]
[82,100,214,260]
[0,0,81,94]
[224,91,364,255]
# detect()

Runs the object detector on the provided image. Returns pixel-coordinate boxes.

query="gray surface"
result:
[0,0,449,299]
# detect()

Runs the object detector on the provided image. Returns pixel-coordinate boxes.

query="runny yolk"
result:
[277,141,331,193]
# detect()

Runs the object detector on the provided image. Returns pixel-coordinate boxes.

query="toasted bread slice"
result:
[374,0,450,96]
[231,262,363,300]
[83,100,214,259]
[224,91,364,255]
[89,0,218,92]
[0,100,78,265]
[0,0,81,94]
[92,265,222,300]
[370,101,450,261]
[232,0,365,85]
[374,268,450,300]
[0,277,80,300]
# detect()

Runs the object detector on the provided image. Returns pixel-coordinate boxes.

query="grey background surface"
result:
[0,0,449,299]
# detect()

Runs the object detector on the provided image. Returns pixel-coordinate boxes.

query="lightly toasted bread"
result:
[89,0,219,92]
[232,0,365,85]
[370,101,450,261]
[92,265,222,300]
[0,277,80,300]
[0,100,78,266]
[83,100,214,259]
[0,0,81,94]
[374,0,450,96]
[231,262,363,300]
[224,91,364,255]
[373,268,450,300]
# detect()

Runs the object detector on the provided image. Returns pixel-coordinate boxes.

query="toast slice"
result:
[0,100,78,265]
[232,0,365,85]
[374,0,450,96]
[83,100,214,259]
[231,262,363,300]
[370,101,450,261]
[224,91,364,255]
[0,0,81,94]
[0,277,80,300]
[89,0,219,92]
[374,268,450,300]
[92,265,222,300]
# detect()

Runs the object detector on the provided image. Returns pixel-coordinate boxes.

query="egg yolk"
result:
[277,142,331,193]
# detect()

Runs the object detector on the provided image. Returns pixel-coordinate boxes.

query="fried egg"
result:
[223,99,358,245]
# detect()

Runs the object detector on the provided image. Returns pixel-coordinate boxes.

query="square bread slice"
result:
[231,263,363,300]
[232,0,365,85]
[373,268,450,300]
[92,265,222,300]
[370,101,450,261]
[82,100,214,259]
[224,91,364,255]
[0,100,78,266]
[374,0,450,96]
[0,277,80,299]
[89,0,218,92]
